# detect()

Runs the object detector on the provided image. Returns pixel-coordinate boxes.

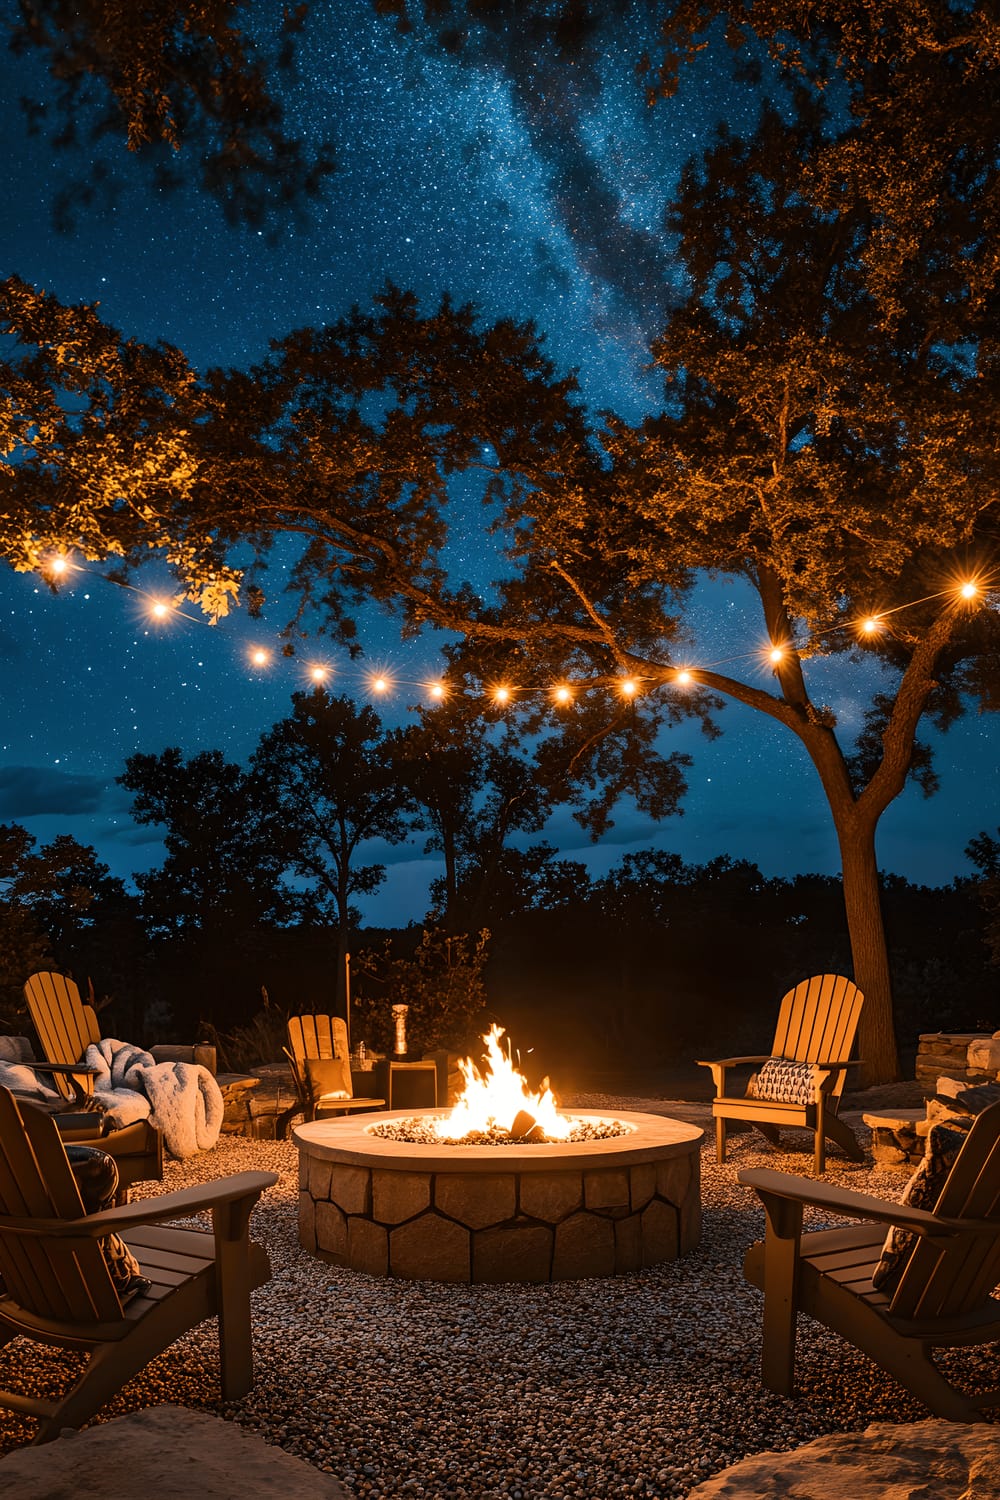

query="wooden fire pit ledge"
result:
[294,1108,702,1283]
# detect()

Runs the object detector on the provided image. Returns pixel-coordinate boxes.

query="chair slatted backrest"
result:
[287,1014,349,1066]
[771,975,864,1103]
[890,1103,1000,1322]
[285,1015,351,1107]
[0,1088,122,1325]
[23,972,101,1101]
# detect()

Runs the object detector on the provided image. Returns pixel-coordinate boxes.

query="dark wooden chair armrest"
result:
[738,1166,995,1238]
[37,1062,101,1077]
[696,1056,769,1069]
[1,1171,279,1239]
[697,1055,769,1096]
[32,1060,101,1106]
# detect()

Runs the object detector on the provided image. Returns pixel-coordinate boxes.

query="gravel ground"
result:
[0,1094,992,1498]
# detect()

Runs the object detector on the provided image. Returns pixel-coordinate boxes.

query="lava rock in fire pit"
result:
[369,1115,632,1145]
[508,1110,545,1141]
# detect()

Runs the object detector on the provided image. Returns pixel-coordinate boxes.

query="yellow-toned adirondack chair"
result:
[21,971,187,1196]
[0,1087,276,1442]
[739,1102,1000,1421]
[284,1014,385,1121]
[22,970,106,1107]
[698,974,865,1174]
[23,972,215,1106]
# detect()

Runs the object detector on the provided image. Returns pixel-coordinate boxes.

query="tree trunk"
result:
[836,820,900,1086]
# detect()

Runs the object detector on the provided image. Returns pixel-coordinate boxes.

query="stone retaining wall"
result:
[914,1031,997,1090]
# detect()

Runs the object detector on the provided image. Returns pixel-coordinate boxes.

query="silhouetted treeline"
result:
[2,819,995,1079]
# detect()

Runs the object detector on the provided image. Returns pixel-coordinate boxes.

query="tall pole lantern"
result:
[344,951,351,1052]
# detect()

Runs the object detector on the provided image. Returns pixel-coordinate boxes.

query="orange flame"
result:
[431,1024,570,1140]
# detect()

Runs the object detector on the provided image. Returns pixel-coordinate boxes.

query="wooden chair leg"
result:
[715,1113,727,1163]
[752,1195,804,1397]
[825,1112,864,1161]
[214,1197,258,1400]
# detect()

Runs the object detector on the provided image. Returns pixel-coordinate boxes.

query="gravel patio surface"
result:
[0,1089,982,1498]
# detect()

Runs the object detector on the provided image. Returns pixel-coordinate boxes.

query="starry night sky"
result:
[1,2,997,922]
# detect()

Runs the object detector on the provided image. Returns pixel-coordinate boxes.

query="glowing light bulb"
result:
[769,646,784,664]
[49,556,68,577]
[676,669,692,686]
[428,682,445,700]
[371,676,388,694]
[250,648,269,668]
[150,600,170,620]
[493,686,511,705]
[960,580,979,600]
[310,666,328,683]
[554,685,572,705]
[860,616,881,634]
[620,678,638,697]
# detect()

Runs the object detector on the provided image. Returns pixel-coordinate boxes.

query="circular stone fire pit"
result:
[294,1108,703,1282]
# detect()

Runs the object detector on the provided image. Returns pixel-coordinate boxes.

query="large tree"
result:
[389,706,566,932]
[118,746,297,938]
[250,690,417,998]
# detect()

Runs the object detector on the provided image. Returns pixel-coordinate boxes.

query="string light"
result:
[27,553,996,712]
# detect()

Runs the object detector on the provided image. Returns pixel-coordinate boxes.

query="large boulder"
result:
[0,1405,350,1499]
[686,1419,1000,1498]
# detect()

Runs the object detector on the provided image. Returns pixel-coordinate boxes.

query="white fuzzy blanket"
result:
[0,1059,62,1101]
[84,1038,224,1159]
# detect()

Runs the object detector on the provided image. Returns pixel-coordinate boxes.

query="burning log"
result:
[508,1110,545,1142]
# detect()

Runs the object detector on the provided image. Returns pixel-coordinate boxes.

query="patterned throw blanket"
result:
[82,1038,224,1159]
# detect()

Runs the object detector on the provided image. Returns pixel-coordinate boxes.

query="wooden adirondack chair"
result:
[698,974,865,1174]
[23,972,215,1107]
[0,1086,276,1443]
[22,970,106,1106]
[20,972,167,1195]
[739,1102,1000,1421]
[284,1015,385,1122]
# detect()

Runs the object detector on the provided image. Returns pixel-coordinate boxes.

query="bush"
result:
[351,929,490,1056]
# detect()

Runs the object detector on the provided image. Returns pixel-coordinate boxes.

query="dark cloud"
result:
[98,822,165,851]
[0,765,107,817]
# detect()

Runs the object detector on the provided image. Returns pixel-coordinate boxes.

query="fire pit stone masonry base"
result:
[294,1108,703,1282]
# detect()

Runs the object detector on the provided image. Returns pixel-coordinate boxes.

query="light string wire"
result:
[35,553,994,709]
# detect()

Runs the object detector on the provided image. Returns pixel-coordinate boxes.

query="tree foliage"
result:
[351,927,490,1055]
[118,746,297,938]
[0,821,138,1023]
[8,0,334,227]
[250,690,416,960]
